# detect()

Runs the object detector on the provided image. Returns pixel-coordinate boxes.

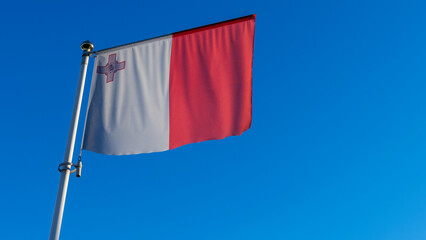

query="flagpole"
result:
[49,41,94,240]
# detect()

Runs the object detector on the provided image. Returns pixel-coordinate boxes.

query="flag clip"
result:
[57,158,83,178]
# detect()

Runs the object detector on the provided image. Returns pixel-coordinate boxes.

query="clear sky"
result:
[1,0,426,239]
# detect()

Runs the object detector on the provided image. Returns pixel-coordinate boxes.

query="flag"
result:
[82,15,256,155]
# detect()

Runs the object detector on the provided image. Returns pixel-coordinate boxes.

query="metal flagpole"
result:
[49,41,94,240]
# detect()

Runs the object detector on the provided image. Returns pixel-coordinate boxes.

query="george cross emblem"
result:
[97,53,126,83]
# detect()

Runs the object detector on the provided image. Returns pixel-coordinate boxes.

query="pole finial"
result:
[81,40,94,52]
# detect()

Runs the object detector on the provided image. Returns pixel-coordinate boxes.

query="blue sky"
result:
[1,0,426,239]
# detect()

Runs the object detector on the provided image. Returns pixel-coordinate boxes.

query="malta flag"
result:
[82,15,256,155]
